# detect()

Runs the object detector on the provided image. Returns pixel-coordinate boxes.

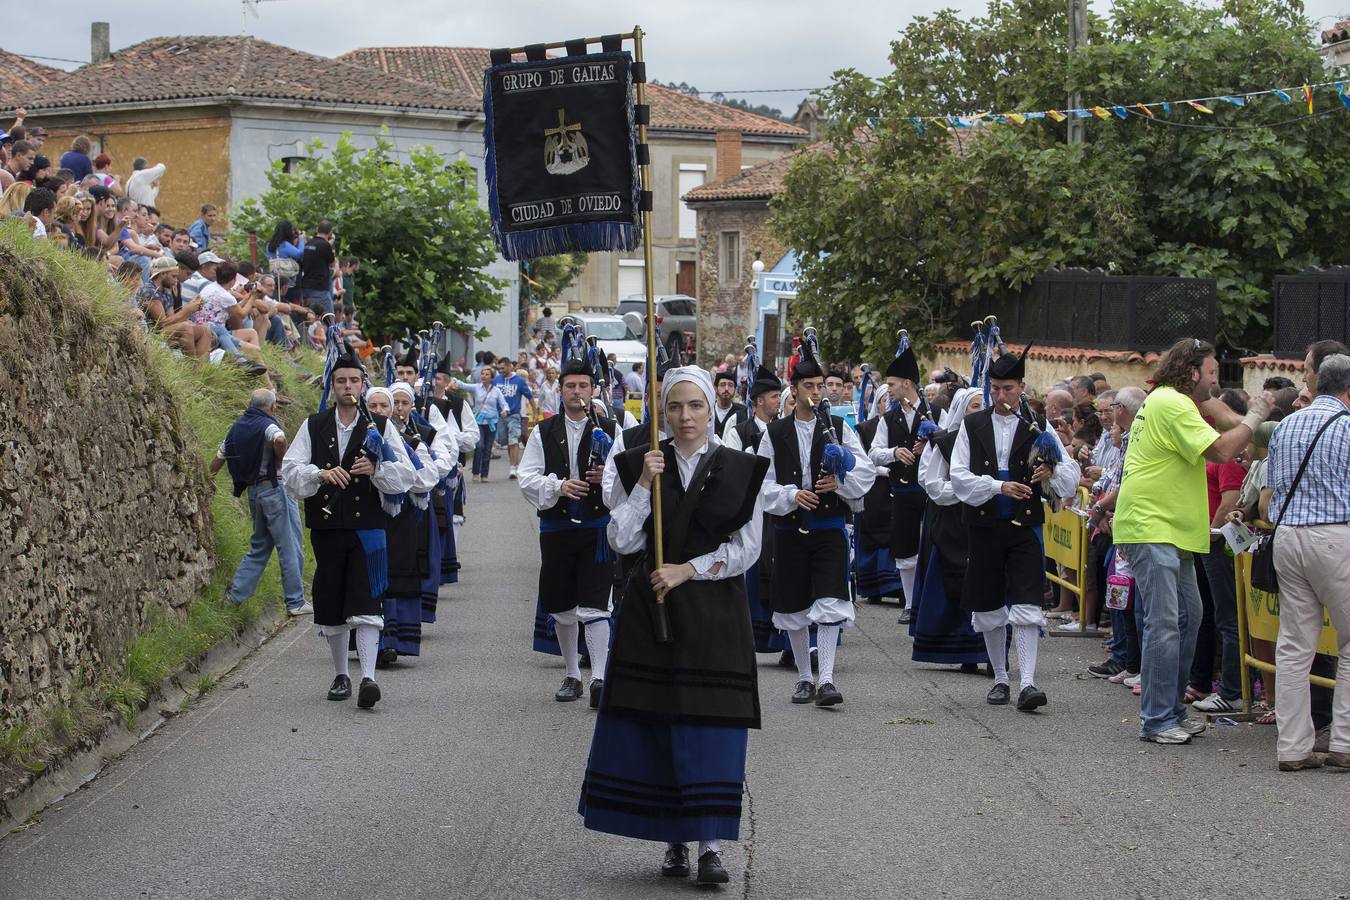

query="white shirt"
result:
[918,442,957,507]
[721,413,769,453]
[949,411,1080,507]
[281,409,416,501]
[605,437,763,581]
[518,412,592,511]
[867,405,918,468]
[756,415,876,516]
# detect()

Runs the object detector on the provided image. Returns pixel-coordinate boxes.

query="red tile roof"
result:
[0,49,63,108]
[933,341,1162,367]
[683,141,827,203]
[4,36,480,114]
[1240,355,1304,371]
[1322,20,1350,44]
[340,46,806,137]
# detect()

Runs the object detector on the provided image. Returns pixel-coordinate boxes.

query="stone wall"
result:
[0,237,214,726]
[694,201,787,368]
[926,342,1161,392]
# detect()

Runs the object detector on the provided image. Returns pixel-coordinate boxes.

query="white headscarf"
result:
[941,386,983,431]
[365,386,393,408]
[390,382,416,402]
[659,365,717,440]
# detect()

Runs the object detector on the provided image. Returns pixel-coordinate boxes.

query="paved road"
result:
[3,476,1347,900]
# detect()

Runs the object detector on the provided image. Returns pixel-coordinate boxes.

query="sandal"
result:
[1183,686,1207,704]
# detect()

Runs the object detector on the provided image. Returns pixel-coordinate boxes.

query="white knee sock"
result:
[899,562,917,610]
[327,631,350,677]
[981,627,1009,685]
[584,619,610,682]
[787,627,813,682]
[556,622,582,679]
[354,624,380,681]
[1014,624,1040,689]
[698,839,721,856]
[816,624,841,685]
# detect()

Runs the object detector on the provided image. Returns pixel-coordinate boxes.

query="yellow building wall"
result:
[42,116,231,237]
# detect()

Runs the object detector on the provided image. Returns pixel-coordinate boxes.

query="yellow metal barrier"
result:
[1045,488,1092,636]
[1233,542,1339,713]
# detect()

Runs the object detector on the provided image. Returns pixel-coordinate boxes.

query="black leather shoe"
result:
[555,676,584,702]
[960,663,980,674]
[1017,685,1048,712]
[589,679,603,709]
[697,851,730,885]
[661,843,690,877]
[815,682,843,707]
[356,677,381,709]
[778,649,795,668]
[377,647,397,669]
[327,674,352,701]
[791,680,816,704]
[986,682,1010,705]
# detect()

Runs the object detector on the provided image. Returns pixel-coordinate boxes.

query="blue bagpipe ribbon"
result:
[356,528,388,600]
[361,426,407,517]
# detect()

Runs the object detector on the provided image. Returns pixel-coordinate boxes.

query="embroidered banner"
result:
[483,51,640,260]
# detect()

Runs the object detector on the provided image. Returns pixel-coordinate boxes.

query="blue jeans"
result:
[473,424,495,476]
[208,322,245,360]
[301,287,333,315]
[1127,542,1202,737]
[228,481,306,609]
[265,314,289,347]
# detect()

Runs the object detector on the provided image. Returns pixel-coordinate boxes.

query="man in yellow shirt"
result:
[1115,339,1269,744]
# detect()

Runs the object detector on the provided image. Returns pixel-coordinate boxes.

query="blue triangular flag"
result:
[1024,111,1047,120]
[909,116,926,135]
[1218,95,1246,107]
[1071,108,1091,118]
[1161,102,1172,114]
[1338,84,1350,111]
[1272,89,1292,103]
[1112,105,1128,119]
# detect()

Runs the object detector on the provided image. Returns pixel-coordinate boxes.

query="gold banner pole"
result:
[633,25,671,644]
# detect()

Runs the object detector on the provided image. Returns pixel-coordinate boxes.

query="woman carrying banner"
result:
[580,366,768,886]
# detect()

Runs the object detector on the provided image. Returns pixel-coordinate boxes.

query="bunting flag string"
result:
[901,77,1350,135]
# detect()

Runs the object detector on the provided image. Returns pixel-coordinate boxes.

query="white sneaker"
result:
[1123,674,1141,687]
[1191,692,1239,713]
[1142,726,1192,745]
[1177,716,1207,736]
[509,467,518,479]
[287,602,314,617]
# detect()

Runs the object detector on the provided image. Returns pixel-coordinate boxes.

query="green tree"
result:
[522,252,587,305]
[229,132,506,341]
[773,0,1350,362]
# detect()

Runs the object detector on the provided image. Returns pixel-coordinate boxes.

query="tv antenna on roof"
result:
[241,0,287,33]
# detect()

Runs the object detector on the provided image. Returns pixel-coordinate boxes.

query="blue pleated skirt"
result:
[438,497,460,588]
[910,546,987,665]
[380,595,423,656]
[421,507,443,625]
[579,711,747,843]
[745,563,785,653]
[853,533,905,599]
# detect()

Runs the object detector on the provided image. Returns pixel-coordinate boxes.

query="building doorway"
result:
[676,260,696,297]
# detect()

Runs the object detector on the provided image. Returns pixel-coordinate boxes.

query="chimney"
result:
[91,22,111,65]
[715,128,742,180]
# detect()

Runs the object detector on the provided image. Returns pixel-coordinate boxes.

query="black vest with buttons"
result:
[732,416,769,453]
[766,413,847,519]
[537,411,617,522]
[303,408,391,531]
[884,398,931,488]
[958,407,1046,527]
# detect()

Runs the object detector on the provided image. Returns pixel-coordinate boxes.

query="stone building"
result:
[340,46,806,310]
[682,145,821,368]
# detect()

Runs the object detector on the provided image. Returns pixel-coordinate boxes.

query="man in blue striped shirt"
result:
[1266,351,1350,772]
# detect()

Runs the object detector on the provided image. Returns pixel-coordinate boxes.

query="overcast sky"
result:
[7,1,1349,115]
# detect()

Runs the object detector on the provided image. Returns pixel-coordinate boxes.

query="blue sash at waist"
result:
[775,512,846,533]
[541,515,612,533]
[994,467,1014,520]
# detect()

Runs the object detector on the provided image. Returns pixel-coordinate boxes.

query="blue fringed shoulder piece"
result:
[822,443,856,482]
[1033,430,1064,464]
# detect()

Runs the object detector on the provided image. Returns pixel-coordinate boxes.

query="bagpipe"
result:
[798,326,856,534]
[742,335,758,409]
[413,321,444,428]
[893,329,939,484]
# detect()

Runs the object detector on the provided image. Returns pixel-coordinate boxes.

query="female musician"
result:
[581,367,768,886]
[911,387,991,670]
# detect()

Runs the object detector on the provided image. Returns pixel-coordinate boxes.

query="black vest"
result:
[429,392,465,428]
[714,401,748,435]
[959,407,1046,527]
[884,398,931,487]
[622,420,659,453]
[537,412,617,521]
[854,416,893,542]
[765,413,847,518]
[614,441,768,563]
[303,408,391,531]
[732,415,770,453]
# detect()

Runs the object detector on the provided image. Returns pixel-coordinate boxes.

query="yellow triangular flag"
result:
[1134,103,1155,118]
[1303,83,1314,113]
[1090,106,1112,120]
[1008,113,1027,125]
[1045,109,1066,122]
[1186,100,1214,114]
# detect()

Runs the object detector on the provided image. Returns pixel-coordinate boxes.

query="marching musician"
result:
[949,345,1080,712]
[712,370,748,435]
[865,335,930,626]
[517,357,618,707]
[582,367,768,886]
[757,334,876,707]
